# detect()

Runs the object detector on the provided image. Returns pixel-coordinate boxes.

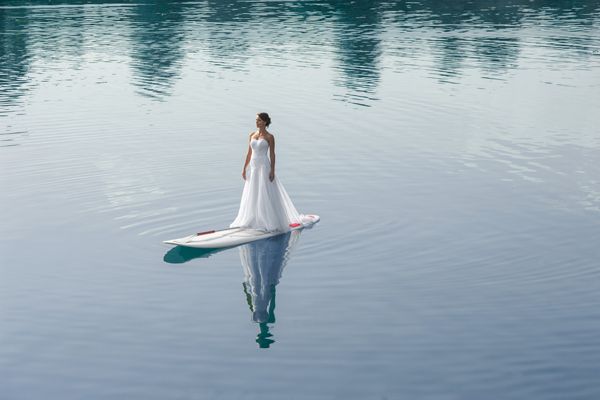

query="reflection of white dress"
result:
[240,231,300,323]
[231,138,302,232]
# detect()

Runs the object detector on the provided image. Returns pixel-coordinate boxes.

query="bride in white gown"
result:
[230,113,303,232]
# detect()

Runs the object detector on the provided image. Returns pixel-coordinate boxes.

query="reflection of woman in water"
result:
[240,230,300,348]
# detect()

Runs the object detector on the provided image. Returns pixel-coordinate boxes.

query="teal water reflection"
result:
[128,2,188,99]
[2,0,599,112]
[163,245,226,264]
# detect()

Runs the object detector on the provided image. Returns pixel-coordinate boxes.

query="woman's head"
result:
[256,112,271,128]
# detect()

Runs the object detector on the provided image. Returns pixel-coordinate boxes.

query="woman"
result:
[230,113,302,232]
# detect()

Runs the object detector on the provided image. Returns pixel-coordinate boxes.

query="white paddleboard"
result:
[163,214,320,249]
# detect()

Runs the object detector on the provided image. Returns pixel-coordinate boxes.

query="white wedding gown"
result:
[230,138,302,232]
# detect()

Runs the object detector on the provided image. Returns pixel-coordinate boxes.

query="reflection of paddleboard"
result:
[163,214,319,249]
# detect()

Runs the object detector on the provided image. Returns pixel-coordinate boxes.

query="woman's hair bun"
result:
[257,112,271,127]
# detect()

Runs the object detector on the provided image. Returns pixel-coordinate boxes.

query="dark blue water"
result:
[1,1,600,399]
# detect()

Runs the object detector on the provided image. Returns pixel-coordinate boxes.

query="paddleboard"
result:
[163,214,320,249]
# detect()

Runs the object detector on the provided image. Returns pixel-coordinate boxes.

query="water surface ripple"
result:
[1,1,600,400]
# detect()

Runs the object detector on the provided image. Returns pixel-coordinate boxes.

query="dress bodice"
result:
[251,138,269,159]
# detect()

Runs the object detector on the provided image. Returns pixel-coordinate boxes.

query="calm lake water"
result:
[2,1,600,399]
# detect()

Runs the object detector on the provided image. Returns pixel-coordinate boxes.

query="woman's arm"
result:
[242,134,253,180]
[268,135,275,182]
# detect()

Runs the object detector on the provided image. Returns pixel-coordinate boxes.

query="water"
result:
[1,1,600,399]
